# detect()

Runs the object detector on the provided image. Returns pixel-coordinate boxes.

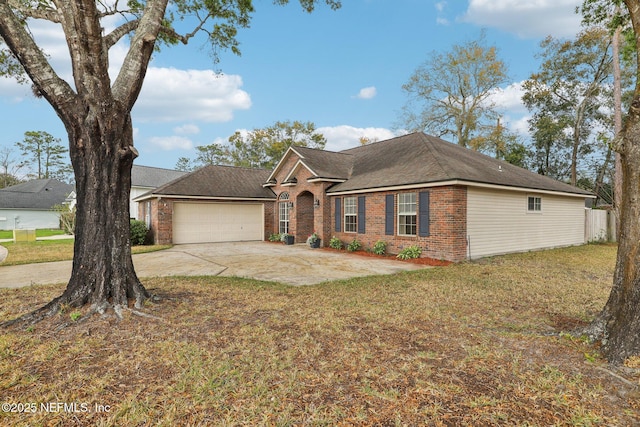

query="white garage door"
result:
[173,202,263,244]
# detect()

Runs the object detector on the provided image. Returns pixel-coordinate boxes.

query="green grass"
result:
[0,240,171,266]
[0,244,638,425]
[0,229,68,240]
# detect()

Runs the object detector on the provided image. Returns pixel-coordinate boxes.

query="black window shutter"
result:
[335,198,341,232]
[419,191,430,237]
[357,196,366,234]
[385,194,394,235]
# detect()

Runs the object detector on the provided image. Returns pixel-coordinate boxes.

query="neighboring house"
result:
[0,179,74,230]
[136,133,594,262]
[130,165,187,221]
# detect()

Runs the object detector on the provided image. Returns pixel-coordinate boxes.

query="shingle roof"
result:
[141,165,276,199]
[132,165,187,188]
[325,133,592,196]
[290,146,353,180]
[0,179,75,209]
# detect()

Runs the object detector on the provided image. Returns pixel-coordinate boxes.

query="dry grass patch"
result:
[0,240,171,266]
[1,244,638,425]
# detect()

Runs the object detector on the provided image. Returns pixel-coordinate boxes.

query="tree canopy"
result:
[176,120,326,171]
[399,33,509,148]
[522,28,615,187]
[15,130,72,181]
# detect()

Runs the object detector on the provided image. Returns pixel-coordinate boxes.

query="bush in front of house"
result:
[130,220,149,246]
[329,236,343,250]
[396,245,422,260]
[268,233,282,242]
[372,240,387,256]
[347,238,362,252]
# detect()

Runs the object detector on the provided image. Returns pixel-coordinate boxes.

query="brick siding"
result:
[328,186,468,262]
[268,152,468,261]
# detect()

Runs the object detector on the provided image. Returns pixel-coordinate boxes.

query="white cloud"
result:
[353,86,377,100]
[148,135,194,151]
[488,81,528,114]
[461,0,582,39]
[174,124,200,135]
[317,125,402,151]
[435,1,450,25]
[510,116,531,136]
[133,68,251,123]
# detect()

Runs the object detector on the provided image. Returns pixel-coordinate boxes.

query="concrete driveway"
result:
[0,241,428,288]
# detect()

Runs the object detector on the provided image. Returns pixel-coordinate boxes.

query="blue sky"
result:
[0,0,585,175]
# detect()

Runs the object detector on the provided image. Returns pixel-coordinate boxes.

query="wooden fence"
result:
[585,208,616,243]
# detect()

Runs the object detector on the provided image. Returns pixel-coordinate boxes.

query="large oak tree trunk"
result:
[588,94,640,364]
[21,102,150,323]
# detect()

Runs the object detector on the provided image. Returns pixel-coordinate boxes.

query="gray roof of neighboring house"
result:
[139,164,276,200]
[304,132,592,196]
[132,165,188,188]
[0,179,75,209]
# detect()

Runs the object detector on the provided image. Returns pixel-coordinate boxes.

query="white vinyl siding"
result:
[173,202,263,244]
[466,187,585,259]
[0,209,60,230]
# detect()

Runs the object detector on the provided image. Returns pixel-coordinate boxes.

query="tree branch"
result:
[7,0,61,22]
[111,0,169,110]
[103,19,139,48]
[0,0,75,112]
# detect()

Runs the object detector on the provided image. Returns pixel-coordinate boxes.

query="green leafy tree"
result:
[579,0,636,224]
[399,32,509,148]
[180,120,327,171]
[522,28,614,186]
[0,0,340,324]
[471,118,529,169]
[228,120,326,169]
[15,131,72,181]
[175,143,230,171]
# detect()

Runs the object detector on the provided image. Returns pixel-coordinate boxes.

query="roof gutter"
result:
[133,194,277,203]
[326,179,595,199]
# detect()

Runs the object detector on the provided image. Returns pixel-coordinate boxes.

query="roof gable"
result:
[265,145,352,186]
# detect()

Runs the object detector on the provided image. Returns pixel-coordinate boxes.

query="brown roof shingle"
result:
[326,133,592,196]
[144,165,276,199]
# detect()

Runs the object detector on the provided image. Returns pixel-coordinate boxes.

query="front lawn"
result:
[0,240,171,266]
[1,244,638,425]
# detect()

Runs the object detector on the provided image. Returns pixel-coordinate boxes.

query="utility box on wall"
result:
[13,229,36,243]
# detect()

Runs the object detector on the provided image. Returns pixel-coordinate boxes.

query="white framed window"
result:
[344,196,357,233]
[145,201,151,228]
[398,193,417,236]
[279,192,290,234]
[527,196,542,213]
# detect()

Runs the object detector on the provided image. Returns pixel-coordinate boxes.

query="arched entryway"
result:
[296,191,314,243]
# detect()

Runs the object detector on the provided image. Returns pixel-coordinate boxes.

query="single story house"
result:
[136,132,594,262]
[0,179,75,230]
